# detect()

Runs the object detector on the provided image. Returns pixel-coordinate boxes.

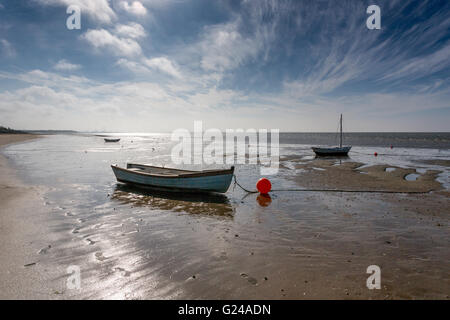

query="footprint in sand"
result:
[85,238,96,245]
[113,267,131,277]
[95,252,107,261]
[218,252,227,261]
[38,245,51,254]
[71,227,80,234]
[240,273,258,285]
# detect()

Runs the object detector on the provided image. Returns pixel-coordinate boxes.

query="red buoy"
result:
[374,152,378,156]
[256,178,272,194]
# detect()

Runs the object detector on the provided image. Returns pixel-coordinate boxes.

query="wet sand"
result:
[0,134,59,299]
[1,135,449,299]
[281,158,444,193]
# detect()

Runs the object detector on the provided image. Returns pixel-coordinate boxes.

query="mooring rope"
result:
[232,175,431,195]
[233,175,259,193]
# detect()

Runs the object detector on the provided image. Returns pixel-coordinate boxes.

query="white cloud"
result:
[1,68,449,132]
[11,85,78,106]
[194,1,288,74]
[143,57,181,78]
[199,22,261,72]
[81,29,142,57]
[53,59,81,71]
[0,70,96,95]
[114,23,146,39]
[0,39,15,57]
[115,58,149,74]
[116,56,182,78]
[118,1,147,16]
[35,0,116,24]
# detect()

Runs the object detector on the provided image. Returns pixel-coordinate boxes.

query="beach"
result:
[0,134,57,299]
[0,134,449,299]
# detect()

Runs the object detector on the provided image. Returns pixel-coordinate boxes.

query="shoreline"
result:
[0,134,58,299]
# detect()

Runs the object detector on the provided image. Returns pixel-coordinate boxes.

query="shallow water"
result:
[405,173,420,181]
[2,134,449,299]
[280,132,450,149]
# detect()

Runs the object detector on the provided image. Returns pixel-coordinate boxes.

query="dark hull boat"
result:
[312,146,351,156]
[312,114,351,157]
[104,138,120,142]
[111,163,235,193]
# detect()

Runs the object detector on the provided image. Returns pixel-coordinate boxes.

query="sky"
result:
[0,0,449,132]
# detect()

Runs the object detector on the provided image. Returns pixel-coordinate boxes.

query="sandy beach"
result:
[0,134,58,299]
[0,134,449,300]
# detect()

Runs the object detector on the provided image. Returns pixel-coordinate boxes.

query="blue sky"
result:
[0,0,449,132]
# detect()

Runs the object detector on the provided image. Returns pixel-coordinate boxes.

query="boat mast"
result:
[340,114,343,148]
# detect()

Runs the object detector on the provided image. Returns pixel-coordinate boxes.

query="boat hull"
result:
[111,165,234,193]
[105,138,120,142]
[312,146,351,156]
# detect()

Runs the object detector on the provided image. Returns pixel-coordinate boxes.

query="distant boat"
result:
[104,138,120,142]
[111,163,235,193]
[312,114,351,156]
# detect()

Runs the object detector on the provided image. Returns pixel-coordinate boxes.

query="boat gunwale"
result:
[128,163,206,173]
[111,164,235,179]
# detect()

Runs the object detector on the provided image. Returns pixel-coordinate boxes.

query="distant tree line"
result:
[0,126,26,134]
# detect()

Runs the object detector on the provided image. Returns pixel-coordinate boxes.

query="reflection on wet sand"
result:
[314,155,350,160]
[111,184,235,217]
[256,194,272,207]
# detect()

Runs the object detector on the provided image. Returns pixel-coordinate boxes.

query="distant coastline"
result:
[0,126,27,134]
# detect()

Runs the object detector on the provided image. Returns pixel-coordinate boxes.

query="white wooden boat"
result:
[111,163,235,193]
[312,114,351,156]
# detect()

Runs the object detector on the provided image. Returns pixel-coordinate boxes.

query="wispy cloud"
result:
[118,1,147,16]
[143,57,181,78]
[199,21,261,72]
[81,29,142,57]
[116,56,182,78]
[53,59,81,71]
[381,44,450,82]
[114,23,147,39]
[0,39,15,57]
